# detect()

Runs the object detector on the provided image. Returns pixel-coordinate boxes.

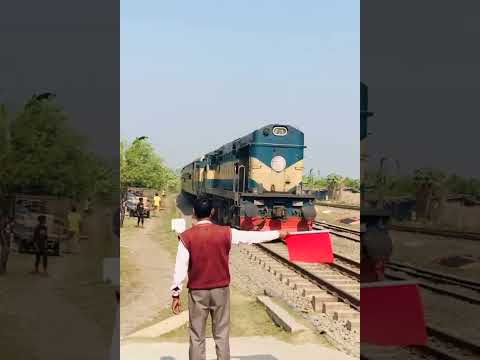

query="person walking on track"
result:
[136,197,145,227]
[66,206,82,254]
[170,196,288,360]
[32,215,49,276]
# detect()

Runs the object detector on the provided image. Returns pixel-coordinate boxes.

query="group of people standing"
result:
[135,191,165,228]
[0,203,85,277]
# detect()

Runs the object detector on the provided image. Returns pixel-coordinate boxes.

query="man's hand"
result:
[279,230,289,242]
[171,297,181,314]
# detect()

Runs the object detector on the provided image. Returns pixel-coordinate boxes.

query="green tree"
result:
[121,138,178,191]
[0,95,116,200]
[344,177,360,191]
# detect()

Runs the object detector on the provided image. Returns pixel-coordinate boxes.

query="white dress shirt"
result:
[170,220,280,296]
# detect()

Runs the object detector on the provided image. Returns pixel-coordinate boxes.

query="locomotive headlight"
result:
[271,155,286,172]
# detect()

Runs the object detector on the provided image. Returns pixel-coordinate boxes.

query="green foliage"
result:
[366,166,480,199]
[344,178,360,190]
[445,174,480,197]
[326,173,344,186]
[302,173,360,191]
[302,175,327,189]
[120,138,178,191]
[0,104,7,153]
[0,97,117,200]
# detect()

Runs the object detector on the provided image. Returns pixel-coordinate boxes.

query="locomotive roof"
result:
[181,124,304,170]
[205,124,304,157]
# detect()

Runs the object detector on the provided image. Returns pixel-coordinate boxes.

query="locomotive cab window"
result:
[272,126,288,136]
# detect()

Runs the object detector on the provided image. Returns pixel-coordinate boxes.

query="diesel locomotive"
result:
[181,124,317,231]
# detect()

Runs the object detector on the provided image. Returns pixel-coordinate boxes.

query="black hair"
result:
[38,215,46,223]
[71,206,76,212]
[193,196,212,219]
[139,197,143,201]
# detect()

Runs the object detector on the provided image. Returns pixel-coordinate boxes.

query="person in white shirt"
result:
[170,196,287,360]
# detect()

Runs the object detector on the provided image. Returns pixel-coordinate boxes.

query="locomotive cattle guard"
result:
[180,124,317,232]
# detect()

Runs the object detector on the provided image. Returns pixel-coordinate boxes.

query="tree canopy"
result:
[302,173,360,191]
[0,95,117,200]
[120,138,178,192]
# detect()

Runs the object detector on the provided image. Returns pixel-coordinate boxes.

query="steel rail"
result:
[361,327,480,360]
[385,272,480,305]
[255,243,360,310]
[390,224,480,241]
[313,222,361,242]
[387,261,480,292]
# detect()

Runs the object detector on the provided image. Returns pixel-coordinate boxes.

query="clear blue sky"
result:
[121,1,359,177]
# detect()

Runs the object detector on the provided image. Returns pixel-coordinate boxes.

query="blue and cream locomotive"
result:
[181,124,317,231]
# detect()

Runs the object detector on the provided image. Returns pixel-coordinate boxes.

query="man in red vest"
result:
[171,196,287,360]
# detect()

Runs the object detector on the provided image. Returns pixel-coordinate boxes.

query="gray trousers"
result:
[188,286,230,360]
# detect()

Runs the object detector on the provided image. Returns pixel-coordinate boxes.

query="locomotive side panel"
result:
[181,163,195,196]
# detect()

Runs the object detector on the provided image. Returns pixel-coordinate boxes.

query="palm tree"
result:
[413,168,446,221]
[326,173,344,201]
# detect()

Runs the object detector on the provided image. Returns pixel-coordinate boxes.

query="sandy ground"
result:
[0,205,117,360]
[120,202,176,337]
[121,336,357,360]
[390,230,480,280]
[389,230,480,346]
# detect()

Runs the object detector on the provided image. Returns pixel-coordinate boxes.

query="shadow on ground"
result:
[161,356,278,360]
[176,193,194,216]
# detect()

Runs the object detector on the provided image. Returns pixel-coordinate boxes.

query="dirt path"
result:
[120,196,176,337]
[122,336,356,360]
[0,205,117,360]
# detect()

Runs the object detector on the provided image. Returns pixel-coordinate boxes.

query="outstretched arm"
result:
[231,228,288,245]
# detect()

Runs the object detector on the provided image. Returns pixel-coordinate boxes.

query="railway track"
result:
[315,201,360,211]
[385,261,480,305]
[313,221,360,242]
[390,224,480,242]
[362,326,480,360]
[371,261,480,359]
[245,242,360,315]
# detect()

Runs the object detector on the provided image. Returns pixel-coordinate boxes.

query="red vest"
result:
[180,222,232,289]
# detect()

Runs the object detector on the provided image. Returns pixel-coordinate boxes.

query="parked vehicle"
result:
[13,194,69,256]
[125,189,151,218]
